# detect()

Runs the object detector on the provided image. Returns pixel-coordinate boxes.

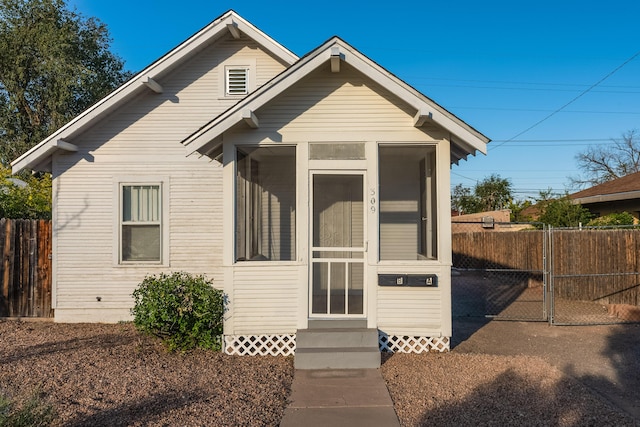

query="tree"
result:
[571,129,640,188]
[452,174,513,215]
[535,190,593,228]
[0,165,51,218]
[0,0,131,166]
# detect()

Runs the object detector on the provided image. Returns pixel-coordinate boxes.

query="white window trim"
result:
[113,177,170,267]
[219,58,256,99]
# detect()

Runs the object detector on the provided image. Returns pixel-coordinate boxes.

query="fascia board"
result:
[11,10,299,174]
[573,190,640,205]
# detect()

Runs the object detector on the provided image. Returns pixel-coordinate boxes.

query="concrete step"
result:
[308,319,367,329]
[297,328,379,349]
[294,347,381,370]
[295,324,381,369]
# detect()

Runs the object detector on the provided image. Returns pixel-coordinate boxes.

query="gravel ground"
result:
[381,352,636,427]
[1,320,636,426]
[0,321,293,426]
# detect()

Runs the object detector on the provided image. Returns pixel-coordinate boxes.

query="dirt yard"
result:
[1,320,637,426]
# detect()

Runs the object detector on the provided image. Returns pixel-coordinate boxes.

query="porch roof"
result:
[182,37,490,164]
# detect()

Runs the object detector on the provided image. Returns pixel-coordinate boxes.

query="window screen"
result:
[236,146,296,261]
[379,145,437,260]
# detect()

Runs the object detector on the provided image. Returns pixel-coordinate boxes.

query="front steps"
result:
[294,320,381,369]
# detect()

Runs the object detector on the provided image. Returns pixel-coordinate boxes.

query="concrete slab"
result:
[280,369,400,427]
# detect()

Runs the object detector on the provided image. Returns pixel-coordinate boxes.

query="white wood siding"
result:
[231,265,302,334]
[52,35,287,322]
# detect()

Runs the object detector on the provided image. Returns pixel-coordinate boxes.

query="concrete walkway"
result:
[280,369,400,427]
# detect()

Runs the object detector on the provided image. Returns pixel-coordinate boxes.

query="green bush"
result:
[587,211,635,227]
[0,390,55,427]
[131,272,225,351]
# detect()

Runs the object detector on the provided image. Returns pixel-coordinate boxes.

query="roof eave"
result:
[185,38,490,161]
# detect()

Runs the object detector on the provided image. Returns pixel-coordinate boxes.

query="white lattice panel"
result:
[224,334,296,356]
[379,334,450,353]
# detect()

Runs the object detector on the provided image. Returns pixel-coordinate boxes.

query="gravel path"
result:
[1,320,636,426]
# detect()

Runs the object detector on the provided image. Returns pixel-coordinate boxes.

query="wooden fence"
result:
[452,226,640,306]
[0,219,52,318]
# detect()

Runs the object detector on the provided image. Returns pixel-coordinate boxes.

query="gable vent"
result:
[226,67,249,96]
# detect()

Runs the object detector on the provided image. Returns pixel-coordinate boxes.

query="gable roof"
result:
[571,171,640,204]
[11,10,298,174]
[183,36,489,164]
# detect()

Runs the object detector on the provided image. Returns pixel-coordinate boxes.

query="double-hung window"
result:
[120,184,162,263]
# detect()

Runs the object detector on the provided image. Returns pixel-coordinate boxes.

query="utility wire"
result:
[489,50,640,151]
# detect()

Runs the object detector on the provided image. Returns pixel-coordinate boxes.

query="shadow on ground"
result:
[452,317,640,422]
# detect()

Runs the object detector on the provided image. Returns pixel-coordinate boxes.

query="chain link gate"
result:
[452,221,548,321]
[452,221,640,325]
[548,226,640,325]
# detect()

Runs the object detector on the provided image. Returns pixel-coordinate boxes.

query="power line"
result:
[489,49,640,151]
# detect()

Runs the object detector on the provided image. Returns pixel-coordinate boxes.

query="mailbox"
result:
[378,274,438,287]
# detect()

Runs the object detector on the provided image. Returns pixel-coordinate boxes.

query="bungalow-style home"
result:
[12,11,488,364]
[570,171,640,222]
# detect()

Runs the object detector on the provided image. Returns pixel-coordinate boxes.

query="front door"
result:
[310,172,366,317]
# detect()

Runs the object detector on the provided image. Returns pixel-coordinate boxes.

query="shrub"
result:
[131,272,225,351]
[587,212,635,227]
[0,389,55,427]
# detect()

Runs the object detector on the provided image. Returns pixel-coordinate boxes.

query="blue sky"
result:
[69,0,640,200]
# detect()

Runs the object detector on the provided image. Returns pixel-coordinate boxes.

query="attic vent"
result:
[226,67,249,96]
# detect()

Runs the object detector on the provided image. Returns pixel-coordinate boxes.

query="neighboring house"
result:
[12,11,488,356]
[451,209,532,232]
[570,171,640,221]
[452,209,510,232]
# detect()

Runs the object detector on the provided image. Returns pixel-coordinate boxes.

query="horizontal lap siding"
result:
[232,265,301,334]
[53,36,286,319]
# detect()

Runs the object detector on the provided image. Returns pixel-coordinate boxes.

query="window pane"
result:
[309,143,365,160]
[122,225,161,261]
[122,184,161,263]
[379,145,437,260]
[236,146,296,261]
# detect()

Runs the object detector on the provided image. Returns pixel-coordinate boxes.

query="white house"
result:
[12,11,489,359]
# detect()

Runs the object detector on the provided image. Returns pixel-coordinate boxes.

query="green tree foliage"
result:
[535,190,593,228]
[452,174,513,214]
[0,0,131,166]
[587,211,635,227]
[131,272,225,352]
[0,166,51,218]
[507,199,532,222]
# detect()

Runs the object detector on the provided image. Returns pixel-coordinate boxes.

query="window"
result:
[379,145,438,260]
[236,146,296,261]
[120,184,162,263]
[225,66,249,96]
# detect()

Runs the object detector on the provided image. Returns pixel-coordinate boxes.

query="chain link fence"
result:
[452,221,640,325]
[452,221,547,321]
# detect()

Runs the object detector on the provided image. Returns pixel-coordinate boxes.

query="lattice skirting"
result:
[224,332,449,355]
[224,334,296,356]
[379,333,450,353]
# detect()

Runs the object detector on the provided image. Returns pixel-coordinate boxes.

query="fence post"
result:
[547,226,554,325]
